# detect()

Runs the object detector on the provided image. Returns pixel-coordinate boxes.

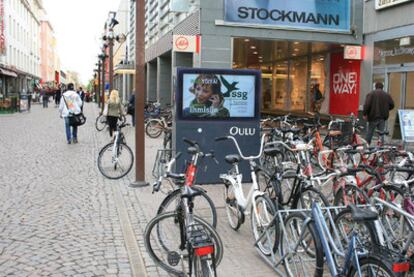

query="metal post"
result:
[101,55,106,113]
[130,0,149,187]
[109,38,114,92]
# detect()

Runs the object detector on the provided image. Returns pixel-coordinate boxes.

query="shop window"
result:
[290,57,308,111]
[374,37,414,66]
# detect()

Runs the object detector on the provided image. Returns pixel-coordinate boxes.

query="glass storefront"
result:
[373,36,414,138]
[233,38,340,113]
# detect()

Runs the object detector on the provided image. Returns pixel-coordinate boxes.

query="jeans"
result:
[366,119,386,145]
[42,96,48,108]
[64,117,78,142]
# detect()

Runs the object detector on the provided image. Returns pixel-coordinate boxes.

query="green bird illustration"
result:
[220,76,239,97]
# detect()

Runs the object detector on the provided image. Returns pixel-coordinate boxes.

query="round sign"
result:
[175,36,189,51]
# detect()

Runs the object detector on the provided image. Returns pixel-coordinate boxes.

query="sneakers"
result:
[67,140,71,144]
[72,138,78,144]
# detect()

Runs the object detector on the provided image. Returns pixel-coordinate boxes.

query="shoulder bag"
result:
[63,95,86,127]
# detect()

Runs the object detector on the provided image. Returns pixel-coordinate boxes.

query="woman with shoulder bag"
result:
[107,90,124,138]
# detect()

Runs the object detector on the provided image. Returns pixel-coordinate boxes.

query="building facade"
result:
[143,0,364,114]
[40,18,58,87]
[0,0,43,100]
[362,0,414,138]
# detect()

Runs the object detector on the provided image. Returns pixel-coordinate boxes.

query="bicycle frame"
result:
[312,202,363,276]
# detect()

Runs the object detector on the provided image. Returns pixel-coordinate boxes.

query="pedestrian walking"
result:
[55,87,61,107]
[127,93,135,126]
[312,83,324,112]
[106,89,124,138]
[59,83,82,144]
[77,87,85,111]
[41,88,49,108]
[363,82,395,145]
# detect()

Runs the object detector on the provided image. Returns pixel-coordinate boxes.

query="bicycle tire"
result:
[97,142,134,179]
[193,255,214,277]
[292,185,329,210]
[95,114,106,131]
[145,119,164,138]
[156,187,217,228]
[334,184,370,206]
[223,183,243,230]
[250,194,279,256]
[280,212,324,277]
[333,208,380,270]
[348,255,395,277]
[144,212,223,276]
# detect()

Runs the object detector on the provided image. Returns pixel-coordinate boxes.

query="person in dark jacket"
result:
[363,82,395,144]
[128,93,135,126]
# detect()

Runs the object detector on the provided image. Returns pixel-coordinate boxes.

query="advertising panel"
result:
[177,69,260,120]
[329,52,361,115]
[173,35,200,53]
[224,0,351,32]
[398,110,414,142]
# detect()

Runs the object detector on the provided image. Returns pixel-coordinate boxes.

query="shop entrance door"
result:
[387,70,414,139]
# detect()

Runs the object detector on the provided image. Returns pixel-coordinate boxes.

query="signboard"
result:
[376,0,413,10]
[180,73,256,119]
[224,0,351,32]
[170,0,190,12]
[398,110,414,142]
[329,52,361,115]
[20,95,29,112]
[344,45,363,60]
[173,35,201,53]
[0,0,5,55]
[175,68,261,183]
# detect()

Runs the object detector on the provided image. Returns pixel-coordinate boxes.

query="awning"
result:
[0,68,17,78]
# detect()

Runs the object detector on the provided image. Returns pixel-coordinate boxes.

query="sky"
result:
[42,0,122,85]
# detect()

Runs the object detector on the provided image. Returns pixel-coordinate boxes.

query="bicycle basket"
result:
[152,149,173,178]
[329,121,353,147]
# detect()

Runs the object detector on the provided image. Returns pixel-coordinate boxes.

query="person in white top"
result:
[59,83,82,144]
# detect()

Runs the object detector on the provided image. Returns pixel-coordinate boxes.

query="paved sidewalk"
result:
[0,103,276,276]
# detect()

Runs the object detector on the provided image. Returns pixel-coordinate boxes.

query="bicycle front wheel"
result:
[251,194,278,256]
[280,212,324,277]
[95,114,106,131]
[97,142,134,179]
[145,120,164,138]
[144,212,223,276]
[156,187,217,228]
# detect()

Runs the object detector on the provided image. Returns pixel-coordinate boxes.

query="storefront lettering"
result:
[333,72,357,94]
[229,126,256,136]
[379,47,414,57]
[237,7,340,26]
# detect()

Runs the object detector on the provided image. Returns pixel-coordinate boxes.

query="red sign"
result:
[344,45,363,60]
[329,52,361,116]
[175,36,189,51]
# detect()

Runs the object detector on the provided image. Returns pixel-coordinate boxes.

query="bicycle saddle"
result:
[349,204,378,222]
[224,154,241,164]
[328,130,342,137]
[181,186,203,199]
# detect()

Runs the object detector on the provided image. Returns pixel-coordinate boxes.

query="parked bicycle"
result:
[97,122,134,179]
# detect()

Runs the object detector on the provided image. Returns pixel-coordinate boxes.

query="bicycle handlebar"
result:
[215,134,268,160]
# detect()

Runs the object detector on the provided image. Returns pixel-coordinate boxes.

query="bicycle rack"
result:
[253,205,378,277]
[152,148,173,178]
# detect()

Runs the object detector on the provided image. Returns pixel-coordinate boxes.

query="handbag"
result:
[63,95,87,127]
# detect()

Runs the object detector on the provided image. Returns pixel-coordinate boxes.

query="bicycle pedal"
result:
[167,251,181,266]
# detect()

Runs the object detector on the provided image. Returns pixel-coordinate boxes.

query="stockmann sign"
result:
[224,0,351,33]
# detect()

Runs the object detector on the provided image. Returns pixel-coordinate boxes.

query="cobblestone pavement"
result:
[0,102,277,276]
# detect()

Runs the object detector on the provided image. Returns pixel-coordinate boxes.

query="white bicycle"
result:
[215,134,277,256]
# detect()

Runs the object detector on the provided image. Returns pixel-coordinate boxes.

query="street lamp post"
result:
[130,0,148,187]
[94,62,102,107]
[98,52,107,113]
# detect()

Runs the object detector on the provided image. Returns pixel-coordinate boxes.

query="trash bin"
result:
[20,94,29,112]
